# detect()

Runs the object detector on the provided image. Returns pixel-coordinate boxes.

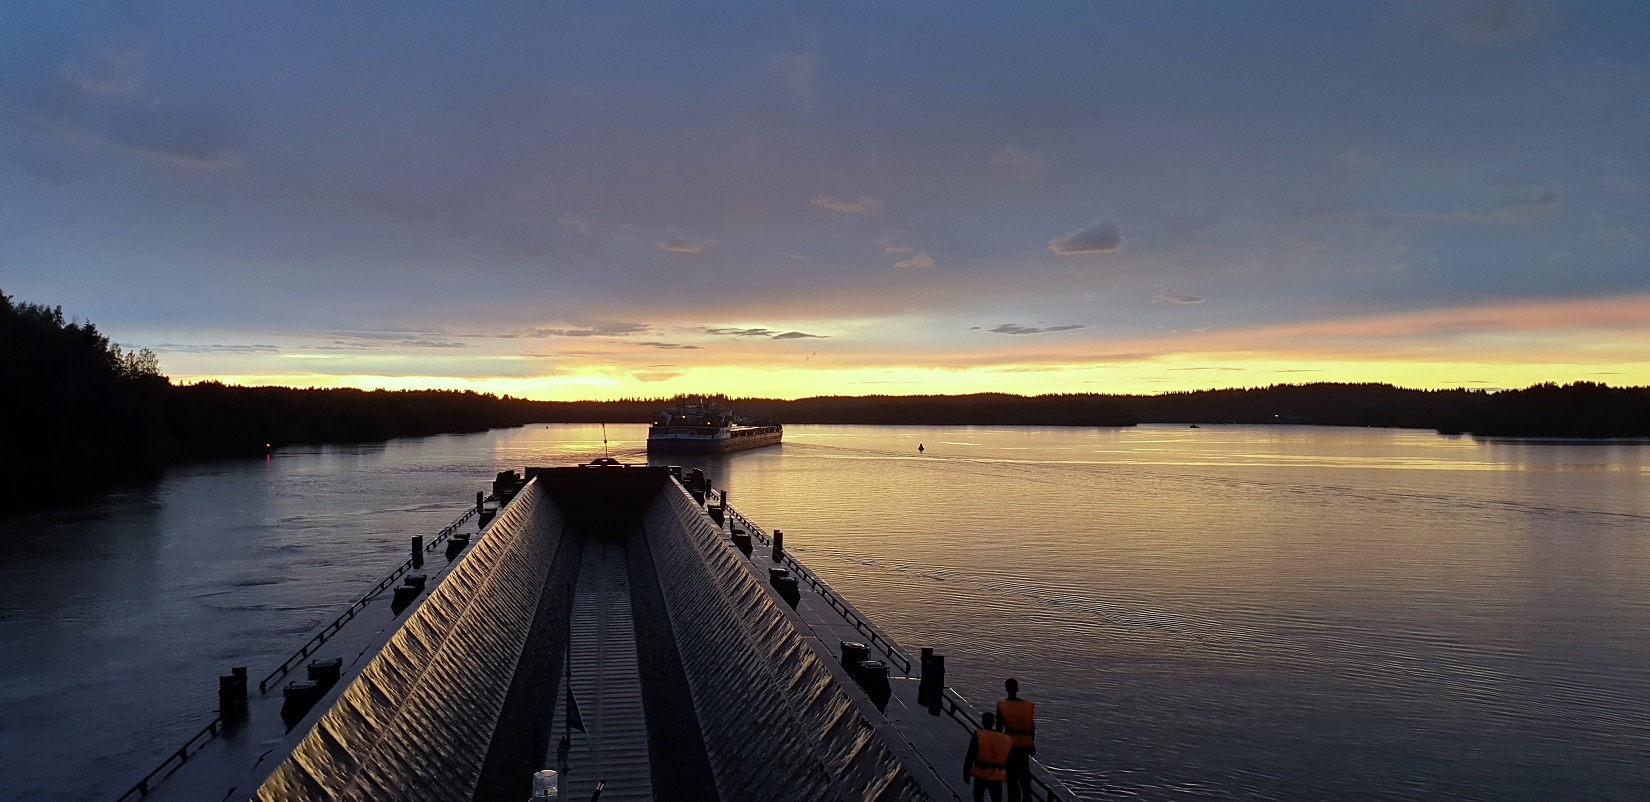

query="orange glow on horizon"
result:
[162,294,1650,400]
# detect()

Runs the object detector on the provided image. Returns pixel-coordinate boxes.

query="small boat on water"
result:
[646,395,782,454]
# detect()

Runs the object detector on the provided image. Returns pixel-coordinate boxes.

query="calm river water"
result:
[2,424,1647,800]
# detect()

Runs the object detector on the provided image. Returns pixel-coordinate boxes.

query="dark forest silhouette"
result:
[3,290,1646,507]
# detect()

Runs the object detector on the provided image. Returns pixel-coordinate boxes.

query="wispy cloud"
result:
[635,371,684,382]
[1154,293,1205,304]
[992,144,1047,181]
[1048,221,1123,255]
[1445,0,1539,43]
[25,113,243,171]
[894,251,935,269]
[314,330,470,349]
[515,321,650,338]
[148,342,280,354]
[705,327,775,337]
[636,341,702,350]
[775,53,817,99]
[558,214,594,234]
[1602,176,1646,195]
[877,231,915,254]
[1321,190,1558,229]
[989,323,1086,335]
[812,195,883,214]
[704,326,827,339]
[58,47,147,98]
[657,238,717,254]
[1145,294,1650,362]
[311,333,468,349]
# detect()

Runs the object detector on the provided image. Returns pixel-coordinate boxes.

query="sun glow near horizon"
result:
[8,3,1646,404]
[162,293,1650,400]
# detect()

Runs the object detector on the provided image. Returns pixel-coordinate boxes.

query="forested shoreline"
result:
[4,290,1646,508]
[526,384,1650,437]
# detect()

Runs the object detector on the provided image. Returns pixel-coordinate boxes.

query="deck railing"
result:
[115,717,227,801]
[117,494,498,801]
[721,497,1067,802]
[256,495,494,692]
[722,504,915,676]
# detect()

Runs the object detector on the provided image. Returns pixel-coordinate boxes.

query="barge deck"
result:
[119,464,1075,801]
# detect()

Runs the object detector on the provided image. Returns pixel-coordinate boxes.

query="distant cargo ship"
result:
[646,395,782,454]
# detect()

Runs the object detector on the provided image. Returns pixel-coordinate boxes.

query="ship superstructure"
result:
[646,395,782,454]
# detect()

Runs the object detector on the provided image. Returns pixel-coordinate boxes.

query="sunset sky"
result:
[2,2,1647,399]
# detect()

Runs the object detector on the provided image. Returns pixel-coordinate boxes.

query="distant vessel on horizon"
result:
[646,395,782,454]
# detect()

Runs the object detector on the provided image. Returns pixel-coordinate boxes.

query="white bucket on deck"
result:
[531,769,559,797]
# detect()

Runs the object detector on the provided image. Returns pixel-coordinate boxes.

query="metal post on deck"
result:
[219,666,248,721]
[771,529,784,562]
[476,491,484,514]
[917,648,945,716]
[411,535,423,569]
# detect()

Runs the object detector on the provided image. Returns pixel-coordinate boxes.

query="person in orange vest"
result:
[995,678,1036,802]
[963,711,1013,802]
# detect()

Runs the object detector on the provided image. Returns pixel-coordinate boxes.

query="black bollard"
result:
[475,491,484,514]
[917,648,946,715]
[767,566,800,607]
[281,680,324,729]
[853,659,893,712]
[219,666,248,720]
[772,529,784,562]
[731,529,752,557]
[307,657,343,689]
[392,584,420,613]
[446,532,470,561]
[411,535,423,569]
[773,574,801,608]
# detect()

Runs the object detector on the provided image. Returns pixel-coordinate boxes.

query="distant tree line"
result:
[523,394,1138,427]
[1,292,552,507]
[4,290,1646,508]
[530,385,1650,437]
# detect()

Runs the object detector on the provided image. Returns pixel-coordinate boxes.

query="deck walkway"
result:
[552,537,654,801]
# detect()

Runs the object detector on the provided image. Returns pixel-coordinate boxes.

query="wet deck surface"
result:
[130,480,1067,802]
[553,537,653,801]
[723,513,980,801]
[135,509,494,802]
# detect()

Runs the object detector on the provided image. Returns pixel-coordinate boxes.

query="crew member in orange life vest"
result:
[963,711,1013,802]
[995,678,1037,802]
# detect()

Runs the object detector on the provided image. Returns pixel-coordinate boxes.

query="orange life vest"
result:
[996,698,1036,749]
[972,729,1012,783]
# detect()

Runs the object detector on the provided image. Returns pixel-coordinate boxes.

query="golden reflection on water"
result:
[10,422,1640,800]
[625,424,1650,799]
